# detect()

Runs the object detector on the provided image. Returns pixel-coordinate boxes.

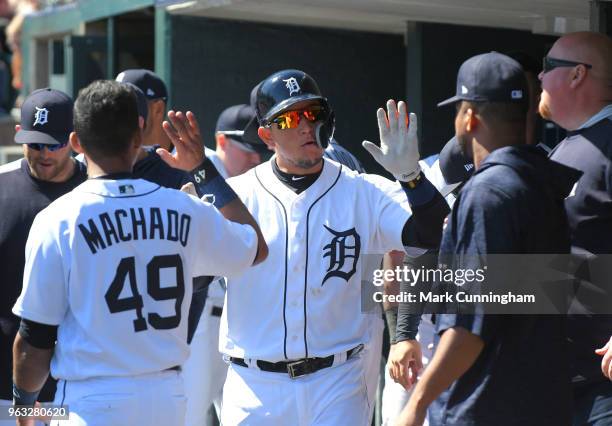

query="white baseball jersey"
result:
[203,147,229,303]
[13,178,257,381]
[221,158,411,361]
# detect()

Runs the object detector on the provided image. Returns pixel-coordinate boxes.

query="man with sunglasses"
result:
[539,31,612,425]
[0,88,87,424]
[181,69,446,426]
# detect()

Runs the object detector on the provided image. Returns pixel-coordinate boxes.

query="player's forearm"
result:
[407,327,484,409]
[13,334,53,393]
[382,250,405,310]
[401,183,449,249]
[188,157,269,264]
[219,199,268,265]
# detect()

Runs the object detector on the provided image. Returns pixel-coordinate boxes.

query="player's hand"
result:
[362,99,421,182]
[389,339,423,390]
[16,417,35,426]
[595,335,612,380]
[15,402,51,426]
[395,400,427,426]
[158,110,205,171]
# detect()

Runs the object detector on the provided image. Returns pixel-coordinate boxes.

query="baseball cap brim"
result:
[15,129,69,145]
[437,95,462,107]
[438,181,463,198]
[438,136,474,185]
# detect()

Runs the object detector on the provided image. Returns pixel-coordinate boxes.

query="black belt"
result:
[230,344,363,379]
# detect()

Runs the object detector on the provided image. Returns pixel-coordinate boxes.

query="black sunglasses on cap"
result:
[542,56,592,74]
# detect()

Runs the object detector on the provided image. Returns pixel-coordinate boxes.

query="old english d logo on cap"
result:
[283,77,301,96]
[15,88,73,146]
[33,107,49,126]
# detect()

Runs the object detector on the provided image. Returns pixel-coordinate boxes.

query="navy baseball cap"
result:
[438,52,527,107]
[438,136,474,194]
[122,82,148,122]
[15,88,73,145]
[115,69,168,100]
[216,104,269,155]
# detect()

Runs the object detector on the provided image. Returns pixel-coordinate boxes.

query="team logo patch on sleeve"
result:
[322,225,360,285]
[119,184,135,194]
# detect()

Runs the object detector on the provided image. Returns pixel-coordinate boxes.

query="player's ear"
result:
[258,126,275,149]
[465,108,479,133]
[569,64,588,89]
[69,132,83,154]
[132,127,143,150]
[216,133,228,150]
[151,99,165,120]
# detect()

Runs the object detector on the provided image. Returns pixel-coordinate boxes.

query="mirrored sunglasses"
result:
[26,142,69,152]
[270,105,327,130]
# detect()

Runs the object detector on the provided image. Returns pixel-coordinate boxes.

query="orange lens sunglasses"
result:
[270,105,327,130]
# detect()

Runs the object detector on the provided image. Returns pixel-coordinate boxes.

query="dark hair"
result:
[73,80,139,157]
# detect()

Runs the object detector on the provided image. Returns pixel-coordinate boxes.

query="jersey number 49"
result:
[105,254,185,332]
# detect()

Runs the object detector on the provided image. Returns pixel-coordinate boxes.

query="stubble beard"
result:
[31,156,73,182]
[457,134,473,160]
[292,157,323,170]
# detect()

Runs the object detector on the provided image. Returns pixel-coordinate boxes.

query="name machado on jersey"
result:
[78,207,192,254]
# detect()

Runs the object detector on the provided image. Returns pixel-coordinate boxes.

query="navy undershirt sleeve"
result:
[18,319,57,350]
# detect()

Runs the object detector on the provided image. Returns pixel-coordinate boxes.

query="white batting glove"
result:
[362,100,421,182]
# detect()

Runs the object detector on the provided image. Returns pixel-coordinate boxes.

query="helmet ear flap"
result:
[315,110,335,149]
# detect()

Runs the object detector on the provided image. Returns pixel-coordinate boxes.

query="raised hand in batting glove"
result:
[362,100,421,182]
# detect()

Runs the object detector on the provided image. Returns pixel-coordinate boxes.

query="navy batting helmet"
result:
[255,69,335,148]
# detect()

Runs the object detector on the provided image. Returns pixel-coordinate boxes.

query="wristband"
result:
[404,172,422,189]
[400,172,437,207]
[12,383,40,406]
[189,158,238,209]
[189,157,219,185]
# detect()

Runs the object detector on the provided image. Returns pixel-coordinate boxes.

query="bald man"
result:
[540,31,612,426]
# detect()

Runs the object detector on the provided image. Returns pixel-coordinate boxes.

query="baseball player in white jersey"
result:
[247,83,384,423]
[11,81,267,426]
[204,69,448,426]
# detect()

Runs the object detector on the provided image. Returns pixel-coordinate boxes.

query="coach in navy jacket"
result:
[396,52,580,426]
